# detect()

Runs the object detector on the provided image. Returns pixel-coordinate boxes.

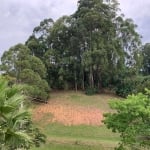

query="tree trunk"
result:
[89,66,94,88]
[74,71,77,92]
[98,68,102,89]
[82,70,85,90]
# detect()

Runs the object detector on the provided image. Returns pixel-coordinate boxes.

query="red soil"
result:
[33,100,103,126]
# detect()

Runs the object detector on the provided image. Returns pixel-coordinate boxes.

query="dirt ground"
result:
[33,99,104,126]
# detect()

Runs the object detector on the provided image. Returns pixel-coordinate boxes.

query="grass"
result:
[50,91,119,112]
[32,123,119,150]
[43,124,119,142]
[31,91,120,150]
[32,143,104,150]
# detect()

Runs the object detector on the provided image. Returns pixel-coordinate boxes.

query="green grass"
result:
[32,143,104,150]
[32,122,119,150]
[50,91,119,112]
[32,91,120,150]
[43,124,119,142]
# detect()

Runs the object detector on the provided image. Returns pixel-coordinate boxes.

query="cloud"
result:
[119,0,150,43]
[0,0,78,56]
[0,0,149,57]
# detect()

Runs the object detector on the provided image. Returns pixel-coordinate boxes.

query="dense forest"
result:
[0,0,150,101]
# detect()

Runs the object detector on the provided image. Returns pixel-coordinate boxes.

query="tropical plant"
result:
[0,78,45,149]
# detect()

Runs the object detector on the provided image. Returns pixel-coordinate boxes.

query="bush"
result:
[23,85,49,102]
[115,78,134,97]
[85,87,99,95]
[104,90,150,150]
[20,69,50,102]
[0,78,46,149]
[115,75,150,97]
[136,75,150,93]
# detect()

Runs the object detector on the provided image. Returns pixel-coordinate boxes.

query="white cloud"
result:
[0,0,78,56]
[119,0,150,43]
[0,0,149,57]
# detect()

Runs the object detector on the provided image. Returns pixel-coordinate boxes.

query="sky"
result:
[0,0,150,56]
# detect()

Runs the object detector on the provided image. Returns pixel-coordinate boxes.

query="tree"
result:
[70,0,141,90]
[103,89,150,150]
[26,18,54,59]
[0,78,45,149]
[1,0,143,94]
[142,43,150,75]
[44,16,76,89]
[1,44,31,79]
[74,0,114,89]
[1,44,50,102]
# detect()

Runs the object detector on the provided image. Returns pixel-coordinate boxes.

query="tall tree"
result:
[1,44,49,102]
[142,43,150,75]
[9,0,142,93]
[26,18,54,59]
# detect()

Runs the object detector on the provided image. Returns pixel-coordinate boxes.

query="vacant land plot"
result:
[32,91,119,150]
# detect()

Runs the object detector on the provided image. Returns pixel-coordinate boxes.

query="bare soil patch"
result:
[33,99,103,126]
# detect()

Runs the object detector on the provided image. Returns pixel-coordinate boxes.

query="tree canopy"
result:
[1,0,147,98]
[24,0,142,92]
[1,44,49,102]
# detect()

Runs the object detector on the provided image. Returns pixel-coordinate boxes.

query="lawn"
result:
[50,91,119,112]
[31,91,120,150]
[32,143,103,150]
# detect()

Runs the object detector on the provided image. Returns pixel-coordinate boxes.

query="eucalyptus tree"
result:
[26,18,54,59]
[142,43,150,75]
[45,16,76,89]
[22,0,142,92]
[1,44,31,81]
[115,16,142,74]
[43,0,142,90]
[71,0,124,89]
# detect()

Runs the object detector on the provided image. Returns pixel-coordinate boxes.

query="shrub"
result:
[115,75,150,97]
[85,87,99,95]
[23,85,49,102]
[136,75,150,93]
[104,89,150,150]
[20,69,50,102]
[0,78,46,149]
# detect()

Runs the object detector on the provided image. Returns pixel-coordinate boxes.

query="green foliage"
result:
[24,85,49,102]
[1,44,50,102]
[115,77,135,97]
[115,75,150,97]
[23,0,142,93]
[20,69,50,100]
[142,43,150,75]
[0,78,46,149]
[85,87,99,95]
[29,56,47,78]
[0,74,17,86]
[104,90,150,150]
[1,0,144,96]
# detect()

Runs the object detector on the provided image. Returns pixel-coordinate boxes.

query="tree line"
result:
[1,0,150,101]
